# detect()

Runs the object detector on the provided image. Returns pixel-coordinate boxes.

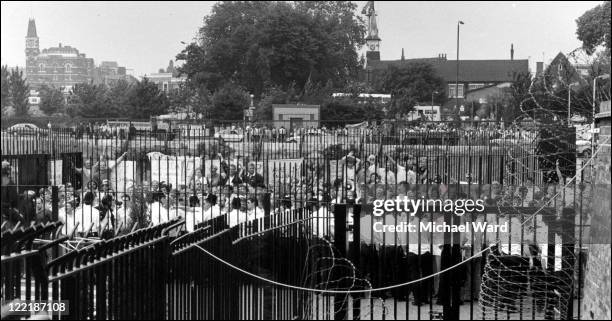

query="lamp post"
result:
[431,90,439,121]
[567,82,579,126]
[456,20,464,121]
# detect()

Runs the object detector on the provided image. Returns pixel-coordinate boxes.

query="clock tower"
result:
[25,19,40,70]
[363,1,381,62]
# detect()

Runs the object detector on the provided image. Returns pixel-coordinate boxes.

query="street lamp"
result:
[456,20,464,121]
[431,90,439,120]
[568,82,579,126]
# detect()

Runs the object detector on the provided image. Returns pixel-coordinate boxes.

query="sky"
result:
[0,1,602,77]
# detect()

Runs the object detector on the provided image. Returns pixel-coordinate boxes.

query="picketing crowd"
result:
[1,127,583,306]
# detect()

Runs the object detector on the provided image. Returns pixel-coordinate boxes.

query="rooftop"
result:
[368,58,529,82]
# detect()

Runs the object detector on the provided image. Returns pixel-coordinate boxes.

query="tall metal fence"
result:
[1,121,592,320]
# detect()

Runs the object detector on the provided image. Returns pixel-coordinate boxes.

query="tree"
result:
[8,68,30,117]
[320,98,383,126]
[69,82,110,118]
[1,65,9,111]
[576,1,611,55]
[210,83,249,121]
[176,1,365,97]
[107,80,132,117]
[39,85,65,116]
[255,86,288,121]
[379,63,445,114]
[126,78,169,119]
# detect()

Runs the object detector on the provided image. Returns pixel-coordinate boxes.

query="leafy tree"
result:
[176,1,365,97]
[126,78,170,119]
[255,86,288,121]
[210,83,250,121]
[1,65,9,111]
[168,82,192,113]
[107,80,132,117]
[8,68,30,116]
[320,98,384,126]
[166,82,212,118]
[576,1,611,55]
[39,85,65,116]
[379,63,445,114]
[70,82,110,118]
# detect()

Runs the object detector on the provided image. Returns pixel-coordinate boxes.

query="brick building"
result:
[581,99,611,320]
[24,19,129,90]
[360,4,529,114]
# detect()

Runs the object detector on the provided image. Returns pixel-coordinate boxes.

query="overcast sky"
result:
[0,1,602,76]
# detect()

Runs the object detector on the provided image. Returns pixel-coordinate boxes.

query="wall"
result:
[272,104,320,129]
[26,55,94,88]
[581,100,611,320]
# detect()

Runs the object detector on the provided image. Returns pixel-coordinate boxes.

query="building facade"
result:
[24,19,128,90]
[360,4,529,114]
[145,72,187,94]
[272,104,320,130]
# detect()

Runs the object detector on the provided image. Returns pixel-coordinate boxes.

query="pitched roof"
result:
[27,19,37,38]
[368,58,529,83]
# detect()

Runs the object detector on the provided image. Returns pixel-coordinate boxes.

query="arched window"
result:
[39,63,45,72]
[65,63,72,73]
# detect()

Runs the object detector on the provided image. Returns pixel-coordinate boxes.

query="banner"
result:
[148,152,201,189]
[267,158,303,186]
[110,160,136,193]
[48,160,62,186]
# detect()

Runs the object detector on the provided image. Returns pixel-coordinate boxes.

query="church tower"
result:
[25,19,40,69]
[363,1,381,62]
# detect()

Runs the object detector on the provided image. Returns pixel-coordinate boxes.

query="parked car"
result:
[214,129,244,142]
[286,131,325,143]
[7,123,46,136]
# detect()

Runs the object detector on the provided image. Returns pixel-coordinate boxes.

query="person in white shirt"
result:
[312,204,334,239]
[246,196,265,222]
[58,200,77,235]
[115,193,132,231]
[227,197,247,228]
[76,191,100,234]
[149,192,170,226]
[203,194,222,222]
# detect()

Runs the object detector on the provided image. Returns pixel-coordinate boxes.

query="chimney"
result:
[536,62,543,76]
[511,44,514,61]
[401,48,405,61]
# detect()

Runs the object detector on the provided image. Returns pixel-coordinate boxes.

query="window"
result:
[468,83,484,91]
[39,63,45,72]
[278,114,283,120]
[163,82,168,92]
[65,64,72,73]
[448,84,464,98]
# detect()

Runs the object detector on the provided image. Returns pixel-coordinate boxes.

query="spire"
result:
[27,19,37,38]
[401,48,405,61]
[363,1,380,40]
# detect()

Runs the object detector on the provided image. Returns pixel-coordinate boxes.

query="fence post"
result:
[333,203,347,320]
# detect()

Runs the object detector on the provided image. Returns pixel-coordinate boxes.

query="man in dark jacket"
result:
[243,162,265,188]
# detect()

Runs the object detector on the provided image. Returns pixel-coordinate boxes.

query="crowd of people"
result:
[1,123,585,307]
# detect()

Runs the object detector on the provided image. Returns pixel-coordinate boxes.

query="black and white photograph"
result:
[1,1,611,320]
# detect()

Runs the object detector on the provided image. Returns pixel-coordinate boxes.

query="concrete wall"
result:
[581,100,611,320]
[272,104,320,129]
